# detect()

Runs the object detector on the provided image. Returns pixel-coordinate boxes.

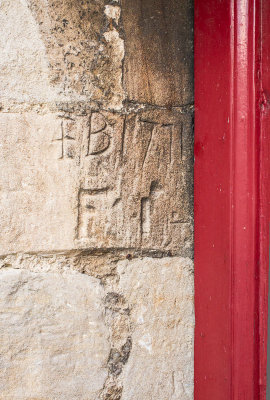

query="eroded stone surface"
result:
[0,255,194,400]
[122,0,193,106]
[117,257,194,400]
[0,0,194,398]
[0,112,78,253]
[0,268,109,399]
[0,110,193,255]
[0,0,124,108]
[0,0,58,104]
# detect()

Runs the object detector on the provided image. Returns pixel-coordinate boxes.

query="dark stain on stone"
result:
[108,337,132,376]
[101,382,123,400]
[122,0,194,106]
[27,0,123,103]
[104,292,130,314]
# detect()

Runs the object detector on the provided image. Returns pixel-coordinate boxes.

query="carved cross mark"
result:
[54,120,76,159]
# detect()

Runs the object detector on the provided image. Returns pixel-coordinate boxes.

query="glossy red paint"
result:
[195,0,270,399]
[259,1,270,397]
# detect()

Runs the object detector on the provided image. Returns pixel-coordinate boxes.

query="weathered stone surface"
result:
[117,257,194,400]
[0,268,110,399]
[0,0,124,108]
[0,109,193,255]
[122,0,193,107]
[0,112,78,253]
[0,0,194,398]
[0,256,194,400]
[0,0,58,104]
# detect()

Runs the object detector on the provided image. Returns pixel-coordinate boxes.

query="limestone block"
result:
[117,257,194,400]
[122,0,193,106]
[0,255,194,399]
[0,268,110,399]
[0,110,193,255]
[0,0,59,104]
[0,0,124,108]
[0,112,79,254]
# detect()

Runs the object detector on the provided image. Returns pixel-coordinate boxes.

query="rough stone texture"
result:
[122,0,193,107]
[27,0,125,109]
[0,0,124,108]
[0,0,58,105]
[0,268,109,399]
[117,258,194,400]
[0,256,194,400]
[0,0,194,398]
[0,112,77,253]
[0,109,193,255]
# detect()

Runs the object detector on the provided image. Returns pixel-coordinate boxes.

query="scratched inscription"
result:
[0,110,192,255]
[55,109,193,252]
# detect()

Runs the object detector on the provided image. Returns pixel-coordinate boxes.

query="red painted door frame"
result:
[194,0,270,399]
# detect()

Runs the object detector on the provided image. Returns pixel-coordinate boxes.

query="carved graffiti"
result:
[87,112,111,156]
[54,119,76,159]
[0,109,192,255]
[51,109,191,251]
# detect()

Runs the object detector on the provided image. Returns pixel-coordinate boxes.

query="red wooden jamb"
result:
[231,1,260,397]
[259,0,270,396]
[195,0,232,398]
[195,0,270,399]
[194,0,233,397]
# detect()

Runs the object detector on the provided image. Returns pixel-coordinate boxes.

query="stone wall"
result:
[0,1,194,399]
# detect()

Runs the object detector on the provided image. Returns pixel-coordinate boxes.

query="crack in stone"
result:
[0,248,177,263]
[107,337,132,376]
[0,252,134,399]
[100,291,132,399]
[0,101,194,115]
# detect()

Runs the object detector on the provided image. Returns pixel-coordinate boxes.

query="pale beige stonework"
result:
[0,256,194,400]
[0,0,194,398]
[0,269,109,399]
[117,258,194,400]
[0,110,192,255]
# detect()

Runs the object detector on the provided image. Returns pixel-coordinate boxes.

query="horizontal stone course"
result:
[0,110,193,256]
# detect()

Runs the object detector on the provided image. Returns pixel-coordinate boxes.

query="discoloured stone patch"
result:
[122,0,193,107]
[27,0,125,108]
[0,0,124,108]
